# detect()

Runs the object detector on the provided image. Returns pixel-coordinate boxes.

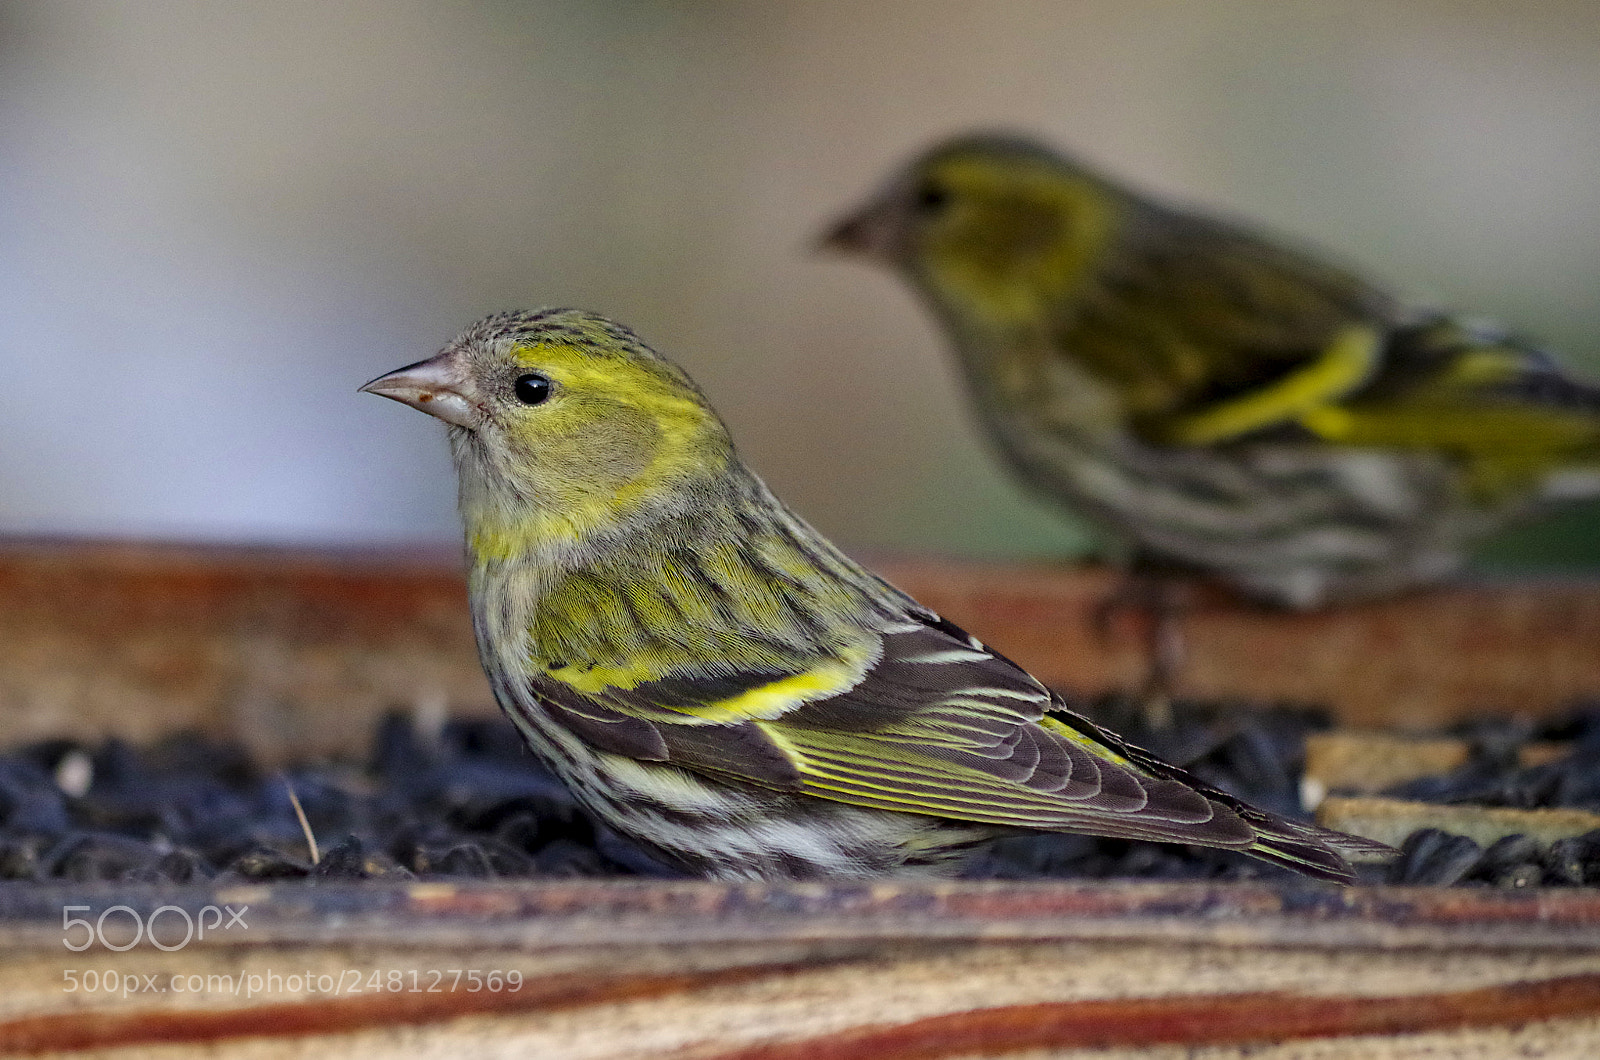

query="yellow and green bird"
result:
[361,308,1387,882]
[824,134,1600,609]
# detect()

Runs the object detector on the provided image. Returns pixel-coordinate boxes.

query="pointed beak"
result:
[359,352,480,429]
[819,208,883,257]
[816,195,899,262]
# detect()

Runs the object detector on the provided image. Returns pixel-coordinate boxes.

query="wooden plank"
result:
[1319,795,1600,850]
[0,540,493,758]
[1301,731,1474,797]
[3,540,1598,747]
[5,878,1600,952]
[2,951,1596,1059]
[2,880,1599,1057]
[808,559,1600,729]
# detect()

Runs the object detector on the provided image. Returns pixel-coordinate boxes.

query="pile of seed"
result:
[0,714,677,884]
[1378,706,1600,887]
[1,699,1598,886]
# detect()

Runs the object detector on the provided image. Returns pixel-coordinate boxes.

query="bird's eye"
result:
[513,372,552,405]
[914,182,950,214]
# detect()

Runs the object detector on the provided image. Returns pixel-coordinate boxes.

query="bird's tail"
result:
[1246,815,1395,884]
[1390,315,1600,416]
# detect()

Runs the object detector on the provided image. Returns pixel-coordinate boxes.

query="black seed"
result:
[533,838,606,877]
[154,849,214,884]
[370,710,435,780]
[594,826,683,877]
[492,811,541,852]
[0,785,69,836]
[227,844,311,880]
[314,835,367,879]
[44,832,165,882]
[1544,831,1600,886]
[476,838,537,877]
[1478,833,1539,875]
[315,835,412,881]
[313,835,360,877]
[3,695,1599,889]
[427,843,496,879]
[1493,863,1543,889]
[1390,829,1482,886]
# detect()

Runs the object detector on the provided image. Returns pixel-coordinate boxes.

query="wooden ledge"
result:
[2,539,1598,751]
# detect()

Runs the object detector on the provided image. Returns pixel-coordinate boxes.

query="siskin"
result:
[823,134,1600,610]
[361,308,1386,882]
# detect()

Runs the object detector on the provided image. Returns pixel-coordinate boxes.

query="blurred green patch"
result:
[1473,499,1600,573]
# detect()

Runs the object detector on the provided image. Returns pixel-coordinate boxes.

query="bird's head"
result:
[822,134,1124,328]
[362,309,734,559]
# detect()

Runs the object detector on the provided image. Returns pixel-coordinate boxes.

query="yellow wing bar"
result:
[1160,325,1383,446]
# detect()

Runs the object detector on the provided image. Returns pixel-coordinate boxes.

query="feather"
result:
[537,602,1369,882]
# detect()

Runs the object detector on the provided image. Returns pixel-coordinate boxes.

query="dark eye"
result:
[513,372,552,405]
[914,181,950,214]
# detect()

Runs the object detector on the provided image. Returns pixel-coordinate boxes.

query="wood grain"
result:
[3,541,1599,752]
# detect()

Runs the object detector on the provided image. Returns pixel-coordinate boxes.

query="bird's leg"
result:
[1091,558,1191,730]
[1140,581,1186,729]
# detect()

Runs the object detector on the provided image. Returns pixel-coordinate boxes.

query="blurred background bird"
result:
[360,308,1386,882]
[823,135,1600,618]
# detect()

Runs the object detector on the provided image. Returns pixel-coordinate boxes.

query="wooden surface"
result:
[881,558,1600,730]
[3,540,1599,753]
[2,879,1600,1058]
[0,540,493,759]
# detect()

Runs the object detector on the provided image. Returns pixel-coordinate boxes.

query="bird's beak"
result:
[359,352,480,429]
[816,195,897,262]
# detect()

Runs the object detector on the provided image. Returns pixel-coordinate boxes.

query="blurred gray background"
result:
[3,0,1598,567]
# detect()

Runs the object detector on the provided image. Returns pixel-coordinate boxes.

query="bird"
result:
[821,134,1600,612]
[360,308,1388,883]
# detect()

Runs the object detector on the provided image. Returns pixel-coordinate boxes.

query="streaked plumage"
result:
[824,135,1600,608]
[361,308,1387,881]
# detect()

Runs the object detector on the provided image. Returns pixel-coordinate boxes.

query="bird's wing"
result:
[1071,215,1600,478]
[1059,209,1398,445]
[1295,318,1600,496]
[534,608,1372,881]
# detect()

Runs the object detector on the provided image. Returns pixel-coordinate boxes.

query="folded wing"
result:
[533,608,1377,882]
